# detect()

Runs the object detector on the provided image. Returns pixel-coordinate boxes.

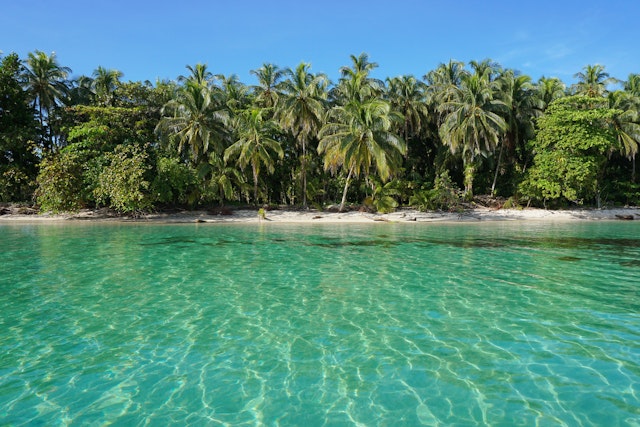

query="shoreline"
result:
[1,206,639,224]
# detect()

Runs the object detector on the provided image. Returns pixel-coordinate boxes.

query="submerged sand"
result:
[1,206,639,224]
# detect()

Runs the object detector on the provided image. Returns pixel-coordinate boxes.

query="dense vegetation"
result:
[1,51,639,213]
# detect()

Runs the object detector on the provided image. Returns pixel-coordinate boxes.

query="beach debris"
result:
[615,214,634,220]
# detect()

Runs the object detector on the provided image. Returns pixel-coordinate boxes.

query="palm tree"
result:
[198,153,246,205]
[424,60,469,109]
[438,71,507,198]
[536,76,566,111]
[608,90,640,181]
[66,75,95,105]
[492,70,541,194]
[278,62,328,207]
[224,107,284,204]
[318,99,406,211]
[469,58,502,81]
[22,50,71,149]
[333,53,384,104]
[251,63,284,109]
[573,64,618,97]
[92,66,123,106]
[385,75,429,143]
[217,74,251,113]
[156,82,229,165]
[179,63,214,88]
[624,73,640,97]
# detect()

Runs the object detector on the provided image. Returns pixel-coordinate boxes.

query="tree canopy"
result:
[1,50,638,213]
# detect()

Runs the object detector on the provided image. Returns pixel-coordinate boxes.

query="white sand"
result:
[1,207,639,224]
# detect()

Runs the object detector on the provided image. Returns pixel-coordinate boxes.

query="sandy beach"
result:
[1,206,639,224]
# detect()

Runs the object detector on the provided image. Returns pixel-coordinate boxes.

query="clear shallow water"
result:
[1,221,639,426]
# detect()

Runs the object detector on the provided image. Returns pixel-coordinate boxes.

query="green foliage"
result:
[363,179,401,213]
[502,197,521,209]
[6,50,640,210]
[520,151,599,203]
[199,155,247,206]
[35,150,86,212]
[224,107,284,204]
[94,145,152,213]
[22,50,71,150]
[151,156,198,205]
[410,171,460,211]
[0,53,40,201]
[318,98,406,210]
[63,105,157,151]
[431,170,461,210]
[520,95,619,205]
[0,166,36,202]
[155,82,229,166]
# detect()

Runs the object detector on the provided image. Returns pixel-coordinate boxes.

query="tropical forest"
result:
[1,51,639,214]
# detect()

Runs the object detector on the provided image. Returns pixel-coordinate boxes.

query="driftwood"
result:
[373,217,390,222]
[615,214,634,220]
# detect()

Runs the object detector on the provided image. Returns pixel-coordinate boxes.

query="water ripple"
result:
[0,222,639,425]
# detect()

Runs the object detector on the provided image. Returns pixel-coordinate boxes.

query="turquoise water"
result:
[1,221,639,426]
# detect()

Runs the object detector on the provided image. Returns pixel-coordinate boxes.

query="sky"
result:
[2,0,639,87]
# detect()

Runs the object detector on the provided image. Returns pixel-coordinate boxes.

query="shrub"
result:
[94,145,152,214]
[151,156,197,205]
[35,151,86,212]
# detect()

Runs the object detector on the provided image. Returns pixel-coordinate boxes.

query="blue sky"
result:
[2,0,638,86]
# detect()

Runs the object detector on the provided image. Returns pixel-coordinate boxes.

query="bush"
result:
[35,151,86,212]
[410,171,460,211]
[94,145,152,214]
[363,179,400,213]
[151,156,197,205]
[0,166,36,202]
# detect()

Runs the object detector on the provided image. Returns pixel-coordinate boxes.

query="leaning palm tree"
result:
[277,62,328,207]
[22,50,71,149]
[92,66,123,106]
[318,99,406,211]
[250,63,284,109]
[224,107,284,204]
[573,64,618,98]
[155,82,229,166]
[438,71,507,198]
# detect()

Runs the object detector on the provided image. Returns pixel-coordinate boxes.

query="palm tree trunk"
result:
[632,154,636,183]
[252,162,259,205]
[463,159,474,200]
[491,140,505,196]
[37,102,48,151]
[302,138,307,208]
[339,167,354,212]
